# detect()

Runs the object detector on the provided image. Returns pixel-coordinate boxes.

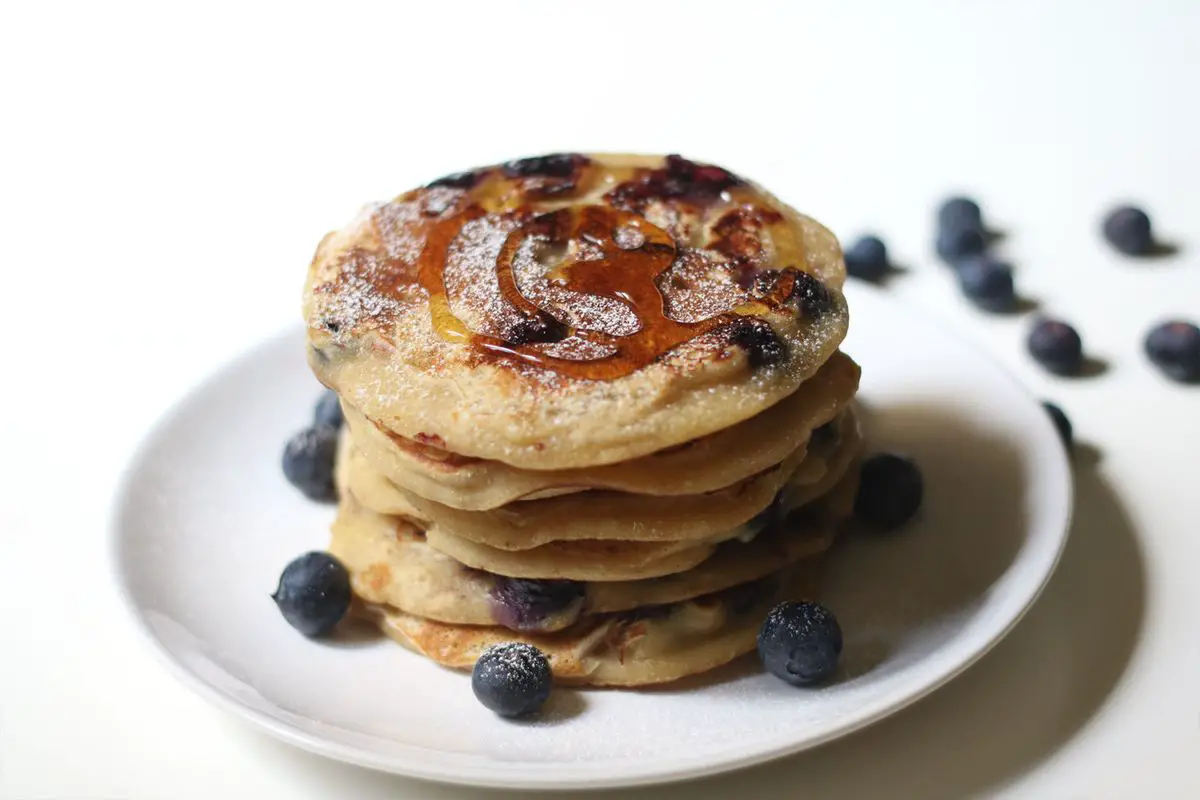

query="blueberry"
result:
[729,318,787,368]
[955,255,1015,312]
[1144,320,1200,383]
[1102,205,1153,256]
[843,235,889,281]
[854,452,923,530]
[313,389,344,429]
[505,312,569,345]
[788,271,833,315]
[471,642,553,718]
[282,426,339,502]
[272,552,352,637]
[757,600,842,686]
[936,224,987,264]
[488,578,584,631]
[937,196,983,232]
[1027,318,1084,376]
[1042,401,1074,450]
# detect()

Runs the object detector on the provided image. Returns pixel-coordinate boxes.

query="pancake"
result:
[343,407,860,550]
[329,464,858,631]
[416,436,861,582]
[341,350,860,510]
[303,152,849,471]
[362,562,820,687]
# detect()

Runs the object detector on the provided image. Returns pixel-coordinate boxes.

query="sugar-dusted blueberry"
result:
[788,270,833,316]
[471,642,553,718]
[1144,320,1200,383]
[937,196,983,233]
[505,312,569,345]
[282,425,339,502]
[1102,205,1153,256]
[955,254,1016,312]
[854,452,923,531]
[1042,401,1074,450]
[1027,318,1084,376]
[488,577,585,631]
[757,600,843,686]
[729,318,787,368]
[313,389,344,429]
[936,225,987,264]
[272,552,352,637]
[843,235,889,281]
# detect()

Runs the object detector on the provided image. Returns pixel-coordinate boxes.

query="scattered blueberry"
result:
[955,254,1016,312]
[936,224,987,264]
[843,235,889,281]
[1144,320,1200,383]
[471,642,553,718]
[757,600,843,686]
[854,452,923,530]
[937,196,983,232]
[1102,205,1153,256]
[1027,318,1084,376]
[489,578,585,631]
[282,425,339,502]
[1042,401,1074,450]
[313,389,344,429]
[272,552,352,637]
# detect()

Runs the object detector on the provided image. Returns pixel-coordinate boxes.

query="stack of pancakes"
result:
[303,153,862,686]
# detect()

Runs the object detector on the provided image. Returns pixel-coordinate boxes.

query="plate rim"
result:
[108,283,1075,790]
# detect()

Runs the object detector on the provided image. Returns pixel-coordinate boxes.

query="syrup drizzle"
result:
[400,156,819,380]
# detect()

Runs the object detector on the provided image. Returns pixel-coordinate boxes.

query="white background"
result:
[2,0,1198,797]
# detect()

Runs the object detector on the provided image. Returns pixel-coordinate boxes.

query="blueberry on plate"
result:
[936,225,987,264]
[854,452,923,530]
[472,642,553,718]
[843,234,889,281]
[1102,205,1153,256]
[954,254,1015,312]
[1042,401,1073,450]
[757,600,842,686]
[1027,318,1084,376]
[313,389,344,429]
[1144,320,1200,383]
[937,195,983,233]
[282,425,339,502]
[272,552,352,637]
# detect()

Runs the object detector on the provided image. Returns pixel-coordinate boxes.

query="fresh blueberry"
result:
[936,224,987,264]
[1144,320,1200,383]
[1102,205,1153,256]
[282,426,339,502]
[1042,401,1074,450]
[488,578,585,631]
[272,552,352,637]
[854,452,923,530]
[313,389,344,429]
[757,600,842,686]
[1027,318,1084,376]
[471,642,553,718]
[955,254,1016,312]
[843,235,889,281]
[937,196,983,233]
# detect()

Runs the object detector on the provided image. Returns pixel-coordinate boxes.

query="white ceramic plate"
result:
[110,283,1072,790]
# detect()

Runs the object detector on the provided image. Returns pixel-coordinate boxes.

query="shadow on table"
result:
[234,428,1144,799]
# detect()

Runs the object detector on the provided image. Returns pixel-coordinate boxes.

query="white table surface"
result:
[3,1,1198,797]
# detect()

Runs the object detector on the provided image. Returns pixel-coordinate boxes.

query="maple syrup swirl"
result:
[339,154,831,381]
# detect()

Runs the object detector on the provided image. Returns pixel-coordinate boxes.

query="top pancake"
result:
[304,152,849,470]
